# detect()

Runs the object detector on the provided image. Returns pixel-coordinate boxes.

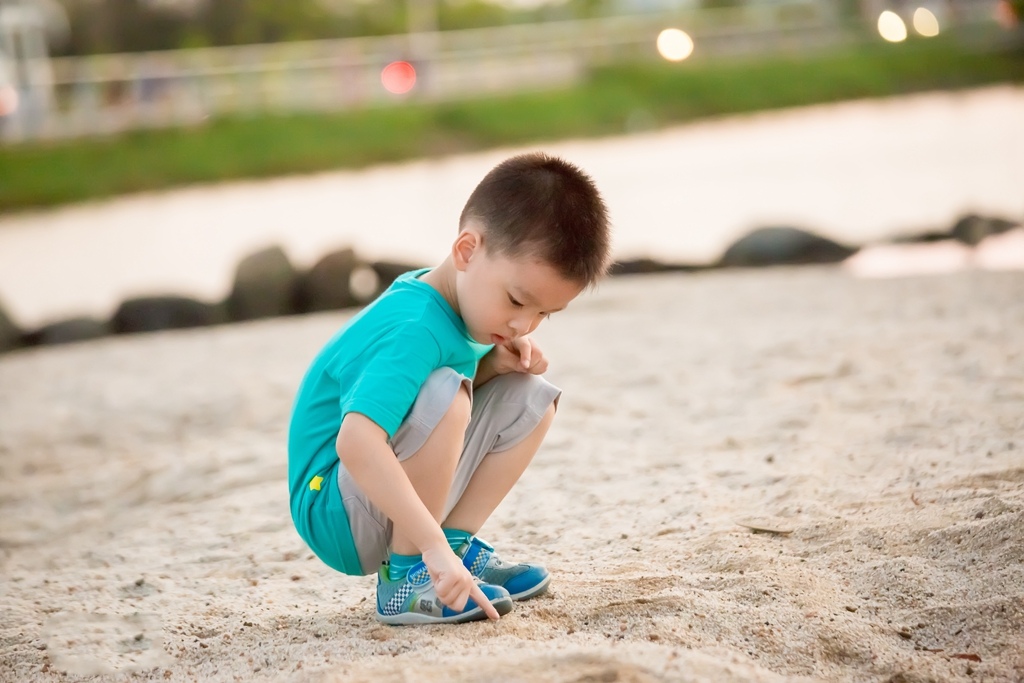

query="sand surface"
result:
[2,85,1023,327]
[2,265,1023,682]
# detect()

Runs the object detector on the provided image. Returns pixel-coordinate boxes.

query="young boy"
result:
[287,152,611,625]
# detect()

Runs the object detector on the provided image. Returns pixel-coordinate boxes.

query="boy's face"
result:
[453,229,584,346]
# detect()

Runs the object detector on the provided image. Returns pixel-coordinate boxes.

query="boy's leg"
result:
[338,368,560,572]
[441,371,560,528]
[388,380,470,556]
[338,368,474,573]
[338,368,513,624]
[337,368,558,616]
[440,371,561,600]
[441,401,555,535]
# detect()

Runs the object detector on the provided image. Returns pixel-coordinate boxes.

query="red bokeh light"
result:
[0,86,19,117]
[381,61,416,95]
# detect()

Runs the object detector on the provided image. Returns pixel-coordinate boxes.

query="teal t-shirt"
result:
[287,268,492,573]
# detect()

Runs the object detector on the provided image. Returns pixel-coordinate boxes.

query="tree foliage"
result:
[54,0,608,56]
[58,0,351,55]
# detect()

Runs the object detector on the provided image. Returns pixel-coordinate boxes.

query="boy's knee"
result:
[421,365,471,429]
[542,399,557,424]
[481,372,560,409]
[530,398,557,439]
[445,381,472,428]
[391,368,473,460]
[470,372,561,451]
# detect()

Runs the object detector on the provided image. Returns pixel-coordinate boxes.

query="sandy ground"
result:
[1,84,1023,328]
[1,265,1022,682]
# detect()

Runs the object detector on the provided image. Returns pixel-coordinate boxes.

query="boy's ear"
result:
[452,229,481,271]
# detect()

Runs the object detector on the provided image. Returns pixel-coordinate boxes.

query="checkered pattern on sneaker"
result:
[459,537,551,601]
[467,548,490,576]
[379,563,431,617]
[375,560,513,625]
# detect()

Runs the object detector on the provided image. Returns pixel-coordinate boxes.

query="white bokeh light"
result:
[657,28,695,62]
[878,11,908,42]
[913,7,941,36]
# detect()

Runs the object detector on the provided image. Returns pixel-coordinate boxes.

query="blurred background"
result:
[0,0,1019,142]
[0,0,1021,341]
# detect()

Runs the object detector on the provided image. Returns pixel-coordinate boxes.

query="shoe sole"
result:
[376,596,513,625]
[508,574,551,602]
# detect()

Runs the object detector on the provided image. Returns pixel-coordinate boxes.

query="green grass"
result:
[2,36,1022,213]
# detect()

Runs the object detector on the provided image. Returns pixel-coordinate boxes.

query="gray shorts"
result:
[337,367,561,575]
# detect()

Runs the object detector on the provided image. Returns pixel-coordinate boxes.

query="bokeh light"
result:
[656,28,694,62]
[0,86,19,117]
[912,7,941,36]
[381,61,416,95]
[349,265,380,303]
[996,0,1019,28]
[877,11,908,42]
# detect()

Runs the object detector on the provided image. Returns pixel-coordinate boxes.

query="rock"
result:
[718,227,857,268]
[889,229,954,244]
[23,317,110,347]
[322,261,423,306]
[111,296,225,335]
[609,259,707,276]
[949,214,1020,246]
[370,261,422,292]
[227,245,299,321]
[293,248,360,313]
[0,301,22,353]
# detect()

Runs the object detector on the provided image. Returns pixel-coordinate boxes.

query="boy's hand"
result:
[489,336,548,375]
[421,545,501,620]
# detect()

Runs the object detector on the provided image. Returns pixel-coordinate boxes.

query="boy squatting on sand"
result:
[287,153,611,624]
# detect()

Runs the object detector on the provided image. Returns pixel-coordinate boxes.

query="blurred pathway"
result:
[0,85,1022,327]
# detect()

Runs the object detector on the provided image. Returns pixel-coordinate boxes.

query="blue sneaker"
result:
[459,537,550,601]
[375,561,513,625]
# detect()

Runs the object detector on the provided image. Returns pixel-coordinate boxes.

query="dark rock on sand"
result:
[609,259,709,276]
[949,214,1020,246]
[718,226,857,268]
[337,261,424,306]
[371,261,422,292]
[292,248,360,313]
[0,301,22,353]
[227,246,299,321]
[112,296,226,335]
[23,317,110,347]
[889,229,956,244]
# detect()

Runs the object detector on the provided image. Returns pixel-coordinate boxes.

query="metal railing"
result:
[0,0,1000,143]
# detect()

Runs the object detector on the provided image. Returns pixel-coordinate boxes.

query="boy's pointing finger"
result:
[472,584,501,620]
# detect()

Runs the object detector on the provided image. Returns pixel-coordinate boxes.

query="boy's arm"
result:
[336,412,499,619]
[474,336,548,387]
[473,353,501,387]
